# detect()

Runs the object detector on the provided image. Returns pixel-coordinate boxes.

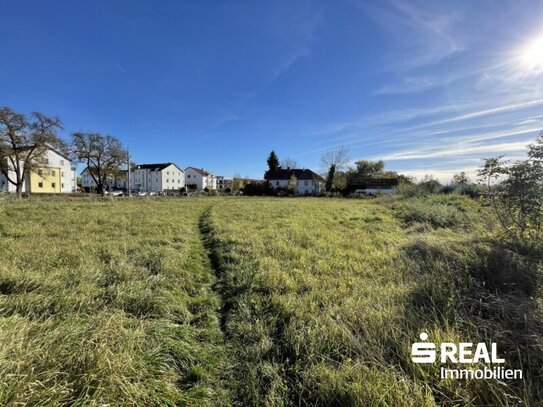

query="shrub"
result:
[479,133,543,249]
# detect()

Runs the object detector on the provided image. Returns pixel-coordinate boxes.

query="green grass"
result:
[206,197,542,406]
[0,196,541,406]
[0,199,230,406]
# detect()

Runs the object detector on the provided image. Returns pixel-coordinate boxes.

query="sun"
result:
[520,34,543,71]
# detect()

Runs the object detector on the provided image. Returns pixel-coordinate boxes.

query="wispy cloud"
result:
[380,139,532,161]
[373,76,455,95]
[423,98,543,127]
[355,0,464,71]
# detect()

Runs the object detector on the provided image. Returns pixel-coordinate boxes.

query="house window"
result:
[188,175,191,178]
[52,183,56,188]
[38,182,43,188]
[60,159,64,165]
[62,183,64,188]
[167,171,169,175]
[276,181,279,186]
[61,171,64,177]
[38,169,43,176]
[304,181,308,186]
[51,170,56,176]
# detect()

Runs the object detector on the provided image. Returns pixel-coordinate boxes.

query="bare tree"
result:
[280,158,298,169]
[0,107,64,198]
[232,173,244,192]
[72,132,127,196]
[320,146,349,192]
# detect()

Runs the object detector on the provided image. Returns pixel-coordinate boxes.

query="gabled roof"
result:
[135,163,173,171]
[134,163,183,172]
[1,144,72,163]
[185,167,212,176]
[265,169,325,182]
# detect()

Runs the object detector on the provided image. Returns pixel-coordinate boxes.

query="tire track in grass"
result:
[197,201,300,406]
[197,202,243,404]
[198,204,230,333]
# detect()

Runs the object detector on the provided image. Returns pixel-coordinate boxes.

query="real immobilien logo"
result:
[411,332,523,380]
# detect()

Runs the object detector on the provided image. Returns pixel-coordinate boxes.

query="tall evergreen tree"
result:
[267,150,280,172]
[325,164,336,192]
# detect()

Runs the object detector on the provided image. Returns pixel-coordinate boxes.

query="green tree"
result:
[452,171,470,193]
[352,160,385,178]
[478,132,543,248]
[267,151,280,172]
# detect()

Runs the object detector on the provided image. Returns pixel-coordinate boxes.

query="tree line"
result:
[261,133,543,251]
[0,106,127,197]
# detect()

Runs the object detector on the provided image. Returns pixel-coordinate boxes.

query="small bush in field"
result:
[479,132,543,249]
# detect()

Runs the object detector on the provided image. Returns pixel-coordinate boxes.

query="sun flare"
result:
[520,34,543,71]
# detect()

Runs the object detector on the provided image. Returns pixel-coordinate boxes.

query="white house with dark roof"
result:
[184,167,216,191]
[265,168,326,195]
[130,163,184,193]
[80,167,127,192]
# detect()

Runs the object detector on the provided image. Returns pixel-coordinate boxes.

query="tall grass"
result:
[1,196,540,406]
[207,197,542,406]
[0,199,231,406]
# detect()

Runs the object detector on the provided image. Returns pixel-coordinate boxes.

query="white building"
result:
[266,169,326,195]
[130,163,184,193]
[185,167,216,191]
[0,147,76,194]
[353,178,398,195]
[80,167,127,192]
[215,176,233,191]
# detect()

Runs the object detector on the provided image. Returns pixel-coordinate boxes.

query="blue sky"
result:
[1,0,543,181]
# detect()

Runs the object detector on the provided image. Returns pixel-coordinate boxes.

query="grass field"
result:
[0,199,230,406]
[0,196,541,406]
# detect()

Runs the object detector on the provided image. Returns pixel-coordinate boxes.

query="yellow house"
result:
[28,167,62,193]
[1,147,75,194]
